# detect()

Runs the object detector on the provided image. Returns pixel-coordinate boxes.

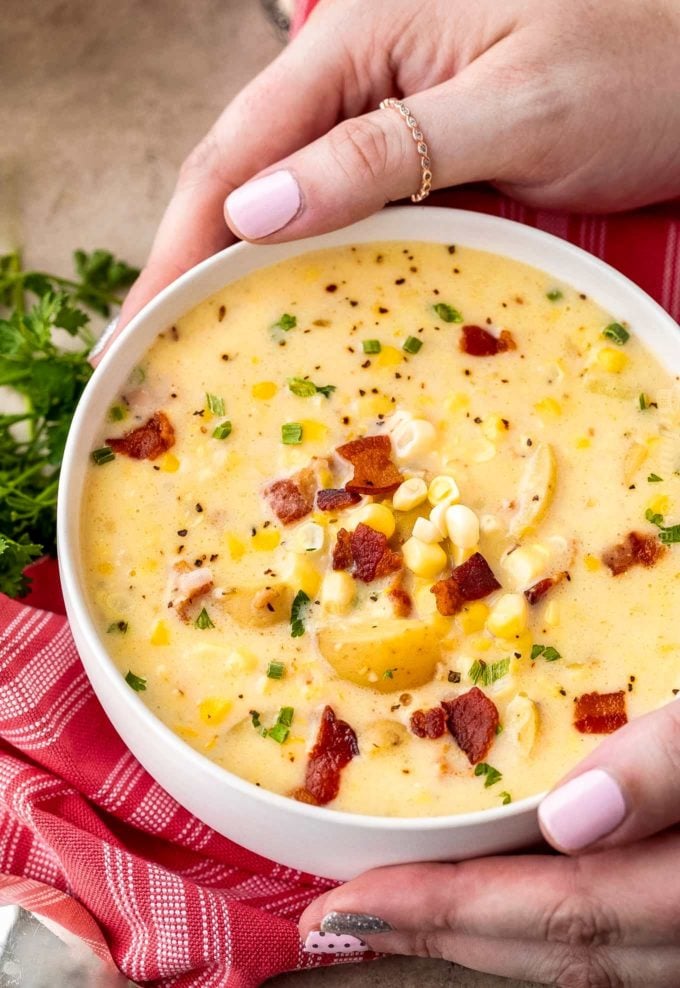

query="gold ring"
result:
[379,98,432,203]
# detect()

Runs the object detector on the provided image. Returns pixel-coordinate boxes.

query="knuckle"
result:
[328,117,395,186]
[543,863,623,949]
[177,133,222,190]
[552,949,626,988]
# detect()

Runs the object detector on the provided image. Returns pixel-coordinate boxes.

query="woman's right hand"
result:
[103,0,680,360]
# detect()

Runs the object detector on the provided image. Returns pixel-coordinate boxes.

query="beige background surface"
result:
[1,2,541,985]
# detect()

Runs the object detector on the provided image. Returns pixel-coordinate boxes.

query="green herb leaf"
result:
[602,322,630,345]
[213,421,233,440]
[546,289,563,302]
[91,446,115,465]
[271,313,297,333]
[206,393,225,416]
[108,404,127,422]
[290,589,310,637]
[469,657,510,686]
[278,706,294,727]
[282,422,303,445]
[659,524,680,545]
[646,508,664,527]
[433,303,463,323]
[0,534,42,598]
[532,643,561,662]
[382,668,396,679]
[266,661,286,679]
[266,722,290,744]
[499,791,512,805]
[362,339,381,354]
[530,644,545,660]
[125,671,147,692]
[194,607,215,630]
[474,762,502,787]
[107,621,128,634]
[648,473,663,483]
[250,710,261,729]
[288,377,336,399]
[639,393,650,410]
[402,336,423,354]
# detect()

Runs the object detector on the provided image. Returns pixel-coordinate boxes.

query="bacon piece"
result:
[350,523,402,583]
[410,706,446,739]
[304,705,360,805]
[332,528,353,570]
[107,411,175,460]
[264,463,324,525]
[388,572,412,617]
[525,571,568,605]
[602,531,665,576]
[442,687,500,764]
[460,325,517,357]
[316,488,362,512]
[289,787,320,806]
[574,691,627,734]
[336,435,403,495]
[173,565,214,622]
[431,552,501,616]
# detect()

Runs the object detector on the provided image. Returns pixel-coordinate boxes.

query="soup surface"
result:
[82,241,680,816]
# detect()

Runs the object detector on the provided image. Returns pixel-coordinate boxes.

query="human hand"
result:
[298,700,680,986]
[100,0,680,361]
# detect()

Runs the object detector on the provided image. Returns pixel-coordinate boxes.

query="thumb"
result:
[538,699,680,854]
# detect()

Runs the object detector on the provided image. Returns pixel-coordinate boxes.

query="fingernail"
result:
[539,769,627,851]
[225,170,301,240]
[89,317,119,359]
[321,912,393,935]
[303,930,368,954]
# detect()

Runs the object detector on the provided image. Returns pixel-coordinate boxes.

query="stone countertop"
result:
[1,2,540,985]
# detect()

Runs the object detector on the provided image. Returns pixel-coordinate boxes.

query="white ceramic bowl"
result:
[58,207,680,881]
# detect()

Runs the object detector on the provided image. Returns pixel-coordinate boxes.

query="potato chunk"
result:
[221,584,293,628]
[317,619,442,692]
[509,443,557,537]
[505,693,539,756]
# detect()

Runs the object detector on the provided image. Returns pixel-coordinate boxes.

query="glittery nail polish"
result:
[321,911,394,935]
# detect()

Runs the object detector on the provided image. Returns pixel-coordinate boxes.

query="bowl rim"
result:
[58,205,680,833]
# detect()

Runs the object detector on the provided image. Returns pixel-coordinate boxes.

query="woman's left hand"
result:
[299,701,680,987]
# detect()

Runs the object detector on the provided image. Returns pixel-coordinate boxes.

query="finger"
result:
[224,38,524,244]
[300,835,680,950]
[538,700,680,854]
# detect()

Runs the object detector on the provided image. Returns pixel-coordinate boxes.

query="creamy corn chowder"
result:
[82,241,680,817]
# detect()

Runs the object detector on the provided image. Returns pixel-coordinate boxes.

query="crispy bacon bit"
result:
[525,571,568,605]
[410,706,446,739]
[289,787,320,806]
[264,463,324,525]
[574,691,628,734]
[431,552,501,616]
[304,705,360,805]
[442,687,499,764]
[107,411,175,460]
[316,488,362,512]
[172,564,213,621]
[602,531,665,576]
[460,325,517,357]
[336,435,403,495]
[332,528,353,570]
[388,572,412,617]
[350,523,402,583]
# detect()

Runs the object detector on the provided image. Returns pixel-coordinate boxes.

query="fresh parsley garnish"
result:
[194,607,215,630]
[288,377,336,399]
[290,589,310,637]
[474,762,502,788]
[125,671,147,692]
[546,289,563,302]
[499,791,512,804]
[272,313,297,333]
[602,322,629,345]
[206,393,225,416]
[531,644,561,662]
[432,302,463,323]
[648,473,663,483]
[469,657,510,686]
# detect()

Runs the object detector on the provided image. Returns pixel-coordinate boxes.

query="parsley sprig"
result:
[0,248,138,597]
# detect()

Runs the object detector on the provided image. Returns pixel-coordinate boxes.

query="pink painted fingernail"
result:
[539,769,627,851]
[226,170,301,240]
[303,930,368,955]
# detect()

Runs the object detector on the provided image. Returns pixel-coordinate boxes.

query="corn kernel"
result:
[458,601,489,635]
[412,516,443,544]
[97,562,114,575]
[428,475,460,506]
[575,436,591,449]
[452,544,476,567]
[286,554,322,597]
[204,736,218,751]
[140,558,159,573]
[174,725,199,740]
[584,554,601,572]
[299,419,328,442]
[596,347,628,373]
[471,635,492,652]
[290,522,325,554]
[150,620,170,646]
[402,537,447,578]
[225,533,246,561]
[648,494,670,516]
[534,398,562,418]
[346,502,396,538]
[481,415,510,441]
[251,529,281,552]
[375,345,404,368]
[224,649,258,675]
[391,417,437,462]
[445,504,479,548]
[544,601,560,627]
[486,593,528,638]
[321,570,356,615]
[159,453,180,472]
[429,503,449,536]
[251,381,278,400]
[198,698,232,725]
[445,393,470,414]
[357,394,394,417]
[392,477,428,511]
[502,544,550,590]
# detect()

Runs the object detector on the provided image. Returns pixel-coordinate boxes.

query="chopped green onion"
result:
[646,508,665,526]
[250,710,261,729]
[546,289,563,302]
[382,668,396,679]
[433,302,463,323]
[107,621,128,634]
[402,335,423,354]
[91,446,115,465]
[495,723,504,736]
[362,339,381,354]
[266,661,286,679]
[288,377,336,399]
[474,762,502,788]
[213,421,233,440]
[282,422,303,445]
[194,607,215,630]
[108,404,127,422]
[469,657,510,686]
[206,393,225,415]
[125,671,146,692]
[271,313,297,333]
[499,791,512,805]
[648,473,663,483]
[659,525,680,545]
[639,393,650,410]
[531,644,561,662]
[277,706,294,727]
[290,589,310,637]
[266,722,290,744]
[602,322,630,345]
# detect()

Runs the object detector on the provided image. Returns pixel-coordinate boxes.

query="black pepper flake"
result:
[378,306,388,314]
[349,300,359,307]
[195,503,203,513]
[153,465,160,471]
[325,284,338,293]
[473,416,482,424]
[361,359,371,368]
[218,305,226,321]
[221,354,230,361]
[177,529,188,537]
[395,278,405,285]
[559,688,567,697]
[170,325,179,341]
[447,670,461,683]
[447,245,456,254]
[342,415,350,425]
[359,388,366,396]
[194,559,203,568]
